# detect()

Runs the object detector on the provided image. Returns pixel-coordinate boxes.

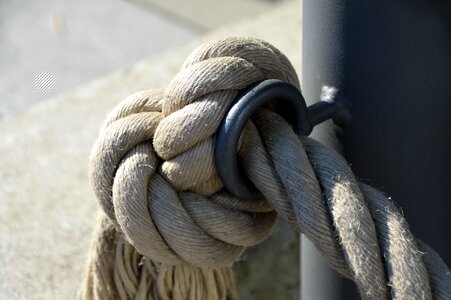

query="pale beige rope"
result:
[79,213,236,300]
[83,37,451,299]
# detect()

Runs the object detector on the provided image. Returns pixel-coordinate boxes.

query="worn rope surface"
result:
[82,37,451,299]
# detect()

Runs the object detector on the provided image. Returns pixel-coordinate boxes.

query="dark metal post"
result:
[302,0,451,299]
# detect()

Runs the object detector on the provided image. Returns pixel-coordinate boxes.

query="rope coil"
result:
[82,37,451,299]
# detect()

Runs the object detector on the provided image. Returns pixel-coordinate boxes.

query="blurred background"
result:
[0,0,287,119]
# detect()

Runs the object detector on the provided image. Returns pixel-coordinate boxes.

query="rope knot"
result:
[89,37,298,267]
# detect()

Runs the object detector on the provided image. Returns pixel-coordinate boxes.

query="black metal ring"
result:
[214,79,312,200]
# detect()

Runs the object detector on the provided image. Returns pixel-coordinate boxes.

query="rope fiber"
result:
[80,37,451,300]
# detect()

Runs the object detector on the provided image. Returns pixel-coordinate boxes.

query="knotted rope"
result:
[81,37,451,299]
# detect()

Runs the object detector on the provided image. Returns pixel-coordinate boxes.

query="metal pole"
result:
[302,0,451,299]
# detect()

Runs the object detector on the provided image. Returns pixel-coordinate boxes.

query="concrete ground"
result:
[0,1,301,299]
[0,0,284,119]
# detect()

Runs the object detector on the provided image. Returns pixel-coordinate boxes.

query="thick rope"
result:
[82,37,451,299]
